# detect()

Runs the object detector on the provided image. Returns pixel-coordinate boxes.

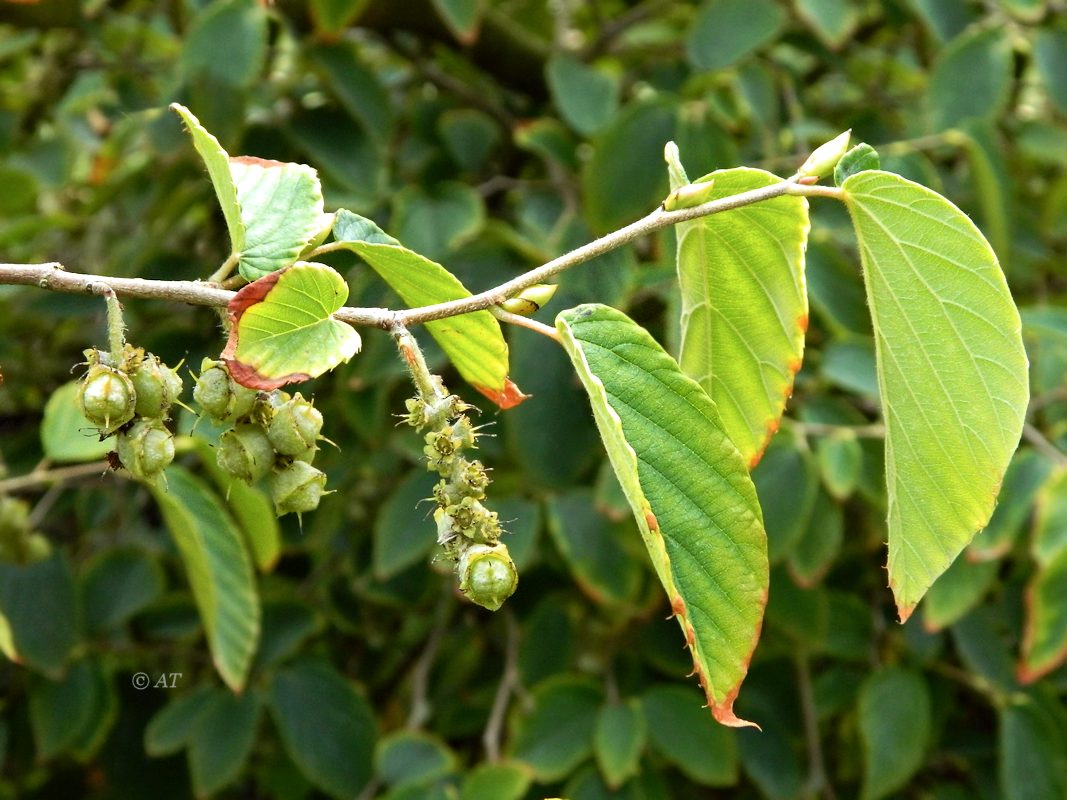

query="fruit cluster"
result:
[194,359,327,516]
[404,375,517,611]
[77,345,182,482]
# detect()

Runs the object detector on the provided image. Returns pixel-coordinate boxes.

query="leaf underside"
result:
[557,304,768,727]
[673,168,810,468]
[843,170,1028,621]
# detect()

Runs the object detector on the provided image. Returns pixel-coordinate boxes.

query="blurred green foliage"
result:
[1,0,1067,798]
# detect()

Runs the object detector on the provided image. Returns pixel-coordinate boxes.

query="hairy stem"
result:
[0,461,112,494]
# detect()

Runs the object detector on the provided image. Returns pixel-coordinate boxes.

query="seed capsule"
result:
[193,359,256,422]
[78,363,137,433]
[267,394,323,456]
[129,353,184,418]
[217,423,274,483]
[269,461,327,516]
[117,418,175,481]
[458,543,518,611]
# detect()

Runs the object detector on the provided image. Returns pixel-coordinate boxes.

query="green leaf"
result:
[546,55,620,137]
[0,553,77,677]
[151,466,260,692]
[332,210,519,406]
[460,761,532,800]
[1020,547,1067,683]
[391,182,485,263]
[842,170,1028,620]
[309,0,370,35]
[40,381,111,463]
[557,304,768,727]
[222,262,361,390]
[922,556,998,632]
[795,0,859,48]
[182,0,268,89]
[821,339,879,397]
[968,448,1053,561]
[439,109,500,172]
[686,0,785,72]
[230,156,326,281]
[375,731,455,789]
[546,491,643,608]
[752,437,820,563]
[308,42,392,141]
[816,430,862,500]
[788,489,844,587]
[171,103,243,252]
[1034,27,1067,116]
[29,658,111,761]
[269,660,376,798]
[509,676,602,782]
[593,701,646,789]
[373,470,439,580]
[255,601,322,670]
[671,166,809,466]
[858,667,931,800]
[927,27,1013,130]
[188,689,261,797]
[834,143,880,188]
[431,0,483,42]
[1032,467,1067,565]
[80,548,164,635]
[1000,699,1067,800]
[642,685,738,786]
[144,686,216,757]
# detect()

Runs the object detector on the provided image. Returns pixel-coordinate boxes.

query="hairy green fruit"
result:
[117,418,175,480]
[269,460,327,516]
[193,358,256,422]
[78,363,137,433]
[217,423,275,483]
[130,353,184,418]
[458,543,517,611]
[267,394,323,456]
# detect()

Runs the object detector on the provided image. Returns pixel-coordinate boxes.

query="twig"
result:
[483,611,520,762]
[796,652,838,800]
[790,420,886,438]
[0,461,112,494]
[490,307,560,341]
[406,596,453,730]
[1022,423,1067,468]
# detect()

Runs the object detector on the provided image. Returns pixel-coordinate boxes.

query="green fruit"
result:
[267,394,323,456]
[78,363,137,433]
[458,543,517,611]
[269,461,327,516]
[193,359,256,422]
[117,418,175,480]
[129,353,184,418]
[217,423,274,483]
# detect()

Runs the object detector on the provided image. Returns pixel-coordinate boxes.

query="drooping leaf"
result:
[642,685,738,786]
[593,701,646,789]
[221,262,361,390]
[927,27,1013,130]
[0,553,78,677]
[670,165,809,467]
[546,55,620,137]
[557,304,768,727]
[1019,547,1067,683]
[509,676,602,782]
[1034,27,1067,116]
[29,658,111,761]
[188,689,261,798]
[40,381,111,463]
[430,0,483,43]
[331,210,520,406]
[858,667,931,800]
[842,170,1028,620]
[1000,698,1067,800]
[144,686,217,757]
[686,0,785,72]
[922,556,999,632]
[268,659,377,798]
[795,0,859,48]
[151,466,260,691]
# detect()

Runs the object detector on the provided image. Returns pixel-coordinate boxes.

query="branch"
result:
[0,178,835,332]
[0,461,113,494]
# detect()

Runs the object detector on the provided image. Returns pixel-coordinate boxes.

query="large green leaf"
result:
[927,26,1013,130]
[686,0,785,72]
[1000,699,1067,800]
[593,701,646,789]
[842,170,1028,620]
[221,262,361,390]
[642,685,738,786]
[188,689,261,798]
[331,210,521,407]
[509,676,602,781]
[546,55,620,137]
[0,553,78,678]
[858,667,931,800]
[670,166,809,467]
[1020,472,1067,682]
[151,466,260,692]
[557,304,768,726]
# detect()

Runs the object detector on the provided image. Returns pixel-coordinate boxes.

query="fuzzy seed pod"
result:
[129,353,184,418]
[269,461,327,516]
[267,394,323,456]
[117,418,175,481]
[193,359,256,422]
[78,363,137,433]
[458,543,517,611]
[217,424,275,483]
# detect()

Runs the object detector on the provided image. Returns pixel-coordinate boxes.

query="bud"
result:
[267,394,323,456]
[458,543,518,611]
[193,359,256,422]
[798,129,852,179]
[500,284,558,316]
[129,353,184,418]
[78,363,137,433]
[662,179,717,211]
[217,424,275,483]
[117,418,175,481]
[269,461,327,516]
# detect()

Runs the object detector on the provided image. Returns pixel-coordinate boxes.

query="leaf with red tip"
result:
[1019,469,1067,683]
[558,304,768,728]
[331,209,524,408]
[222,262,360,389]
